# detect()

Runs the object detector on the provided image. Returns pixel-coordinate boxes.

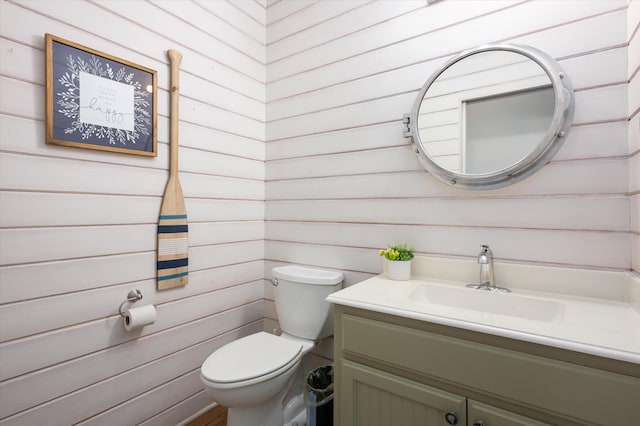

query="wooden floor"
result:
[186,405,227,426]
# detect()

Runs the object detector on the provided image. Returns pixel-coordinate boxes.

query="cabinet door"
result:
[468,400,551,426]
[340,359,466,426]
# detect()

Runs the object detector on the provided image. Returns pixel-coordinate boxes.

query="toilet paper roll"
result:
[123,305,156,331]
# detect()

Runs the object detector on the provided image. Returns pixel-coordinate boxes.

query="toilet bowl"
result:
[200,265,344,426]
[201,332,309,425]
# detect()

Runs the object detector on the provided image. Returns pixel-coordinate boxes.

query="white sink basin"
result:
[409,284,565,322]
[327,258,640,363]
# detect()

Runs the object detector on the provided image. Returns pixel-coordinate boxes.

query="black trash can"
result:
[305,364,334,426]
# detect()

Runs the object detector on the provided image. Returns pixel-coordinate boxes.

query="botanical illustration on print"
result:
[54,45,152,147]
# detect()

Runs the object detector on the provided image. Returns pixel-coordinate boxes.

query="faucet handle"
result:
[478,244,493,264]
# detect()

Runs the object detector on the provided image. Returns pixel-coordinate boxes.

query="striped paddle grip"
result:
[157,214,188,288]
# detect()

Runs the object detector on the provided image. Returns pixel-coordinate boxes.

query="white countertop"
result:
[327,268,640,365]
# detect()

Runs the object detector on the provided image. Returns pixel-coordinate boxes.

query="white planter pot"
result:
[387,260,411,281]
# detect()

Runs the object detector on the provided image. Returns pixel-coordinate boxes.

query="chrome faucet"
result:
[467,244,510,292]
[478,244,495,288]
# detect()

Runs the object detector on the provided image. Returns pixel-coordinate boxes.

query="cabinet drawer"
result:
[468,400,551,426]
[341,313,640,425]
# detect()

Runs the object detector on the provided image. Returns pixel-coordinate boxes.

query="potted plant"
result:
[379,243,414,281]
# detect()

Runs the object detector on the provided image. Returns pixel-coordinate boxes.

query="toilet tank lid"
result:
[272,265,343,285]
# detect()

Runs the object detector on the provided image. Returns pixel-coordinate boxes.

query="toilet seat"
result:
[201,332,302,385]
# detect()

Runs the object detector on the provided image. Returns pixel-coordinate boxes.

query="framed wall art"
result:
[45,34,157,156]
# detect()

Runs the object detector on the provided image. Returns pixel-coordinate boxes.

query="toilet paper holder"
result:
[118,289,143,317]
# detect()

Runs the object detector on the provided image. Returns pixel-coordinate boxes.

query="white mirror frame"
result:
[403,43,575,190]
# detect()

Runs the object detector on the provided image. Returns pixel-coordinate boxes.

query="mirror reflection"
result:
[417,50,554,175]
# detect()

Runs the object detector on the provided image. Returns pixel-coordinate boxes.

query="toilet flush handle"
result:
[271,278,279,286]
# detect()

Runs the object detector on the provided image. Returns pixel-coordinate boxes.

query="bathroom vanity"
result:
[327,258,640,426]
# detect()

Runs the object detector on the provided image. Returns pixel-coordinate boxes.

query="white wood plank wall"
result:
[264,0,638,334]
[629,0,640,272]
[0,0,266,424]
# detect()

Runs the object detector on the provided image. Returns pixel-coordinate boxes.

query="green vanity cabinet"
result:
[333,305,640,426]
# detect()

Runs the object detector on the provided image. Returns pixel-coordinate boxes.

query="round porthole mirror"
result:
[403,43,574,190]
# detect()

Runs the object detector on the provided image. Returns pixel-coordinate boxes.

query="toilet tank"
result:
[272,265,344,340]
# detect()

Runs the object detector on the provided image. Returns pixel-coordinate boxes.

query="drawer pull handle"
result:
[444,412,458,425]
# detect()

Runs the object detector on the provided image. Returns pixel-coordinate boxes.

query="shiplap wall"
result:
[264,0,638,338]
[0,0,266,424]
[629,0,640,272]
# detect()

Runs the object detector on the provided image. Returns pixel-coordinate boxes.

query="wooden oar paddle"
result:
[157,49,188,290]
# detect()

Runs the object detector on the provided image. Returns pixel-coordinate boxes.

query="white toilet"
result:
[200,265,344,426]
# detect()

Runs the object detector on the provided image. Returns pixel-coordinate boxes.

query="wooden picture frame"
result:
[45,34,157,156]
